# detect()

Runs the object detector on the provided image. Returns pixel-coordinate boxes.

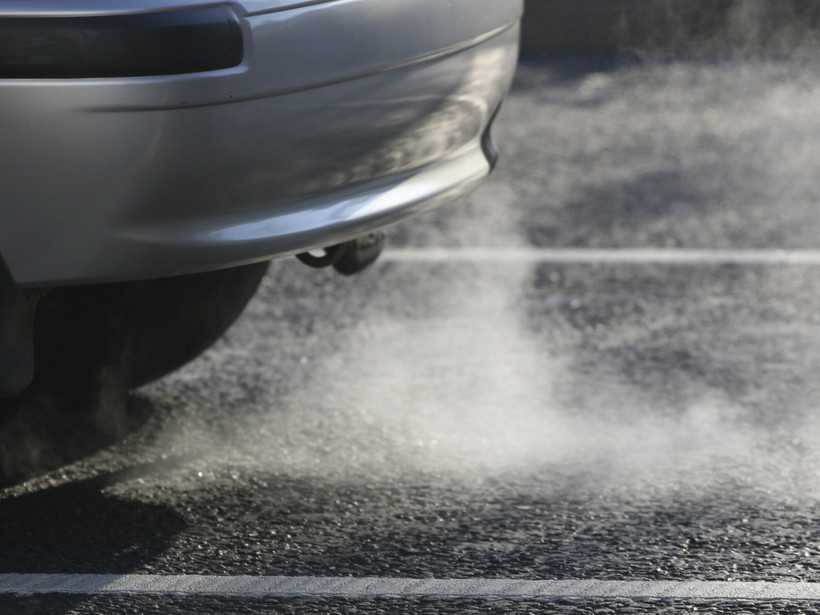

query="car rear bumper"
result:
[0,0,522,286]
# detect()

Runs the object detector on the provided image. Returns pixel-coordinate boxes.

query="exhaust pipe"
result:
[297,232,386,277]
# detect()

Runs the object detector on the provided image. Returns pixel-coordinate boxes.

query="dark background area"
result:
[522,0,820,56]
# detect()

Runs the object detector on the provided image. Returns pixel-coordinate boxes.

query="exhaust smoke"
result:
[43,1,820,500]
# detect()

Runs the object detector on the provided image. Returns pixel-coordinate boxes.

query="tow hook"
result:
[297,232,386,276]
[0,273,41,398]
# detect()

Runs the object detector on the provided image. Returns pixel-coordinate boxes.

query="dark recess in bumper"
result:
[481,102,504,172]
[0,5,243,78]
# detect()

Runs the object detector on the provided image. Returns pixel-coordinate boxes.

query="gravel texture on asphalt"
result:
[3,56,820,612]
[3,595,820,615]
[2,261,820,582]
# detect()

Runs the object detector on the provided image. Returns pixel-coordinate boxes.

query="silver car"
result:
[0,0,522,398]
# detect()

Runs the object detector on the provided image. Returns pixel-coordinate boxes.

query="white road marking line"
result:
[2,575,820,600]
[384,248,820,265]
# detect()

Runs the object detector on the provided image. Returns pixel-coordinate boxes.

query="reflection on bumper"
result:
[120,147,492,282]
[0,10,520,286]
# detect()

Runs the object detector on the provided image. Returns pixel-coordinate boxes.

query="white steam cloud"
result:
[144,4,820,500]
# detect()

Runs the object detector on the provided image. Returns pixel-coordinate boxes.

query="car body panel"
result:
[0,0,321,15]
[0,0,520,21]
[0,0,522,286]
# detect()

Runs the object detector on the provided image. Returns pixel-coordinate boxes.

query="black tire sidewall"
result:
[33,261,270,396]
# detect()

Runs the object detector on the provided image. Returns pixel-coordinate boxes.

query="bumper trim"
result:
[110,147,491,285]
[0,6,243,78]
[85,21,519,113]
[12,147,489,287]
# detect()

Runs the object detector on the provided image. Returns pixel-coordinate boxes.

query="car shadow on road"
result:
[0,382,157,488]
[0,371,209,613]
[0,455,191,614]
[0,457,189,571]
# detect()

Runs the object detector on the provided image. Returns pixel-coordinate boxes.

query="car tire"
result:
[32,261,270,397]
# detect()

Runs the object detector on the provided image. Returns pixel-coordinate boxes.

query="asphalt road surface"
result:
[5,56,820,613]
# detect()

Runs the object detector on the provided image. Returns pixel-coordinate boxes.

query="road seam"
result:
[383,248,820,265]
[2,575,820,600]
